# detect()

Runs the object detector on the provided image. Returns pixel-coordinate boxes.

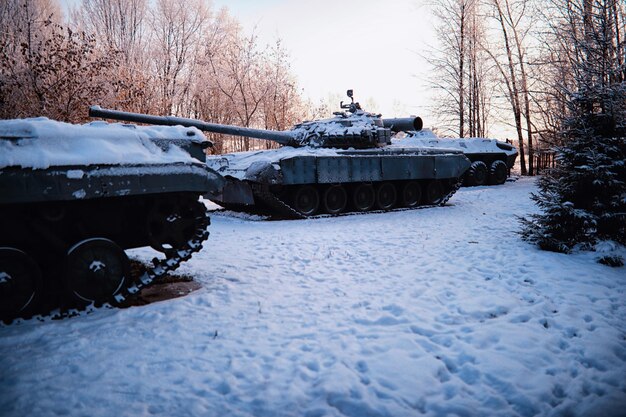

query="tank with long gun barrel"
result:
[89,90,422,150]
[90,90,470,218]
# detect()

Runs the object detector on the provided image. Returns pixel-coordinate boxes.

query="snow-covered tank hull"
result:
[207,147,471,218]
[397,129,518,186]
[0,118,224,322]
[89,91,472,219]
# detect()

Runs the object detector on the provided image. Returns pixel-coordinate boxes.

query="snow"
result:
[89,261,106,273]
[1,178,625,416]
[66,170,85,179]
[72,189,87,199]
[0,118,206,169]
[291,111,383,142]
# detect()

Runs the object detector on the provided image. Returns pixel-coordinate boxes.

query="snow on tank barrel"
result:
[0,117,224,322]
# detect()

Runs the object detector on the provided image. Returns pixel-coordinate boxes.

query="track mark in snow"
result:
[353,315,408,326]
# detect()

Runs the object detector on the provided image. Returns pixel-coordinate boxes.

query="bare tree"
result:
[483,0,535,174]
[149,0,209,115]
[73,0,147,63]
[430,0,493,138]
[205,29,271,151]
[72,0,154,113]
[189,8,240,153]
[258,40,307,149]
[532,0,625,147]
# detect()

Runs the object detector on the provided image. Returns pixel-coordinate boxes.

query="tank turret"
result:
[89,90,423,150]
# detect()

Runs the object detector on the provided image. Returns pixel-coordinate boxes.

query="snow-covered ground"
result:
[1,178,625,417]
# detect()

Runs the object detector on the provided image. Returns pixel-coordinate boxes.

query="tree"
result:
[73,0,148,63]
[484,0,535,174]
[0,1,121,122]
[520,0,626,266]
[149,0,209,115]
[430,0,494,138]
[259,40,307,147]
[204,29,271,151]
[72,0,154,112]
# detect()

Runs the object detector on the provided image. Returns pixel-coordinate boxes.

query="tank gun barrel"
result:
[89,106,296,146]
[382,117,423,133]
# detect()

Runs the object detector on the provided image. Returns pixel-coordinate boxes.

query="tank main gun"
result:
[89,90,423,150]
[89,106,295,146]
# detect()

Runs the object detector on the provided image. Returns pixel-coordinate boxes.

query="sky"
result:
[60,0,511,137]
[211,0,439,120]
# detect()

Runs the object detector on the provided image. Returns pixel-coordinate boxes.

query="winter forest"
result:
[0,0,312,154]
[0,0,624,165]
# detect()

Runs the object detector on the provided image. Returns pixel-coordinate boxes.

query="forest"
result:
[0,0,312,154]
[430,0,625,176]
[0,0,624,174]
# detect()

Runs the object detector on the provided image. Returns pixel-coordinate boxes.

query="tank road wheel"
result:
[147,196,205,253]
[489,160,508,185]
[323,185,348,215]
[293,185,320,216]
[352,183,375,212]
[402,181,422,207]
[425,180,445,205]
[465,161,488,186]
[0,248,41,321]
[376,182,397,210]
[64,238,130,305]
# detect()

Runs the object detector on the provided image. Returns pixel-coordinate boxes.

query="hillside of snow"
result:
[1,178,625,416]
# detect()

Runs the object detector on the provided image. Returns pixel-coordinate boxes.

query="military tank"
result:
[89,91,471,218]
[0,118,223,322]
[394,129,518,186]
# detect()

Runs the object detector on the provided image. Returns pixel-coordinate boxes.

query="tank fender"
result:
[203,167,226,199]
[244,161,282,184]
[206,177,254,205]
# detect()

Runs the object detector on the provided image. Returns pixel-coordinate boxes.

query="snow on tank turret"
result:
[0,118,224,322]
[393,128,518,186]
[90,91,472,218]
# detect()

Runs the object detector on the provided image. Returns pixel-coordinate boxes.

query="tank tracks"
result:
[3,206,210,325]
[112,207,210,305]
[239,178,464,220]
[251,184,307,219]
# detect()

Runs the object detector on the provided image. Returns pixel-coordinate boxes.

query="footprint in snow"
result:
[305,360,320,372]
[510,314,531,323]
[355,360,368,373]
[382,304,404,317]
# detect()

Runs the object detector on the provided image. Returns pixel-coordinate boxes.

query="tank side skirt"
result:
[279,154,467,186]
[0,164,218,205]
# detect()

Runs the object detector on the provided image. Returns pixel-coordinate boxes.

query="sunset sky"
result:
[212,0,439,121]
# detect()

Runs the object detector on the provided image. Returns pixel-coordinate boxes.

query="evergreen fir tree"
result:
[520,0,626,266]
